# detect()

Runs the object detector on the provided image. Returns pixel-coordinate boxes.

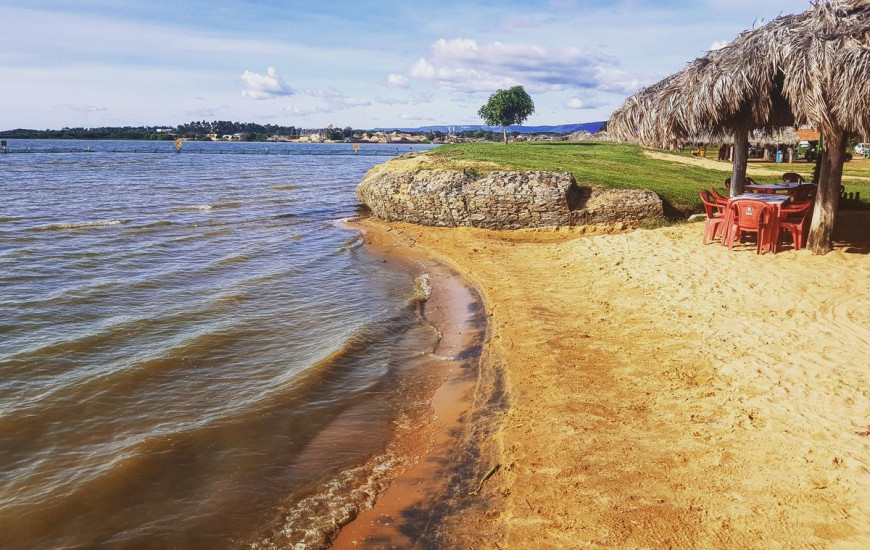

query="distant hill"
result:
[371,122,605,135]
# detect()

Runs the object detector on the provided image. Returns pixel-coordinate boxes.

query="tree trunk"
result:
[807,132,846,255]
[503,126,508,145]
[730,127,750,197]
[812,135,824,183]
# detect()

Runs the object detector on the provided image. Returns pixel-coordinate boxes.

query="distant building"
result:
[796,126,820,142]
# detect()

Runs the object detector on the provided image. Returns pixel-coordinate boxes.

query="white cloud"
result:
[377,97,410,105]
[564,97,606,110]
[593,68,654,95]
[283,87,372,117]
[305,88,370,108]
[56,104,107,112]
[186,106,228,118]
[709,40,729,51]
[376,92,434,106]
[240,67,294,100]
[395,38,650,95]
[386,73,410,88]
[399,112,434,121]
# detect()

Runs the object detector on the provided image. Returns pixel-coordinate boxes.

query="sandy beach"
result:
[346,211,870,549]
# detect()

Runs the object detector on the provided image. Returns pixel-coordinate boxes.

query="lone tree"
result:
[477,86,535,144]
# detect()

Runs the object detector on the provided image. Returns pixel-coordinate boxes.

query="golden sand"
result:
[349,212,870,549]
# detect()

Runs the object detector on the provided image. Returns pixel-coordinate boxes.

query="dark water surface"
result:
[0,140,445,548]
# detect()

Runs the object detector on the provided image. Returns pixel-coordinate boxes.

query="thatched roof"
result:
[722,126,802,146]
[610,0,870,146]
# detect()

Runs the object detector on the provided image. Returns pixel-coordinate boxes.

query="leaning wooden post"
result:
[807,131,846,255]
[730,125,750,197]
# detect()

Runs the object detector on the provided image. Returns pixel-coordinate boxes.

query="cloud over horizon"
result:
[56,104,108,113]
[282,87,372,117]
[564,97,606,110]
[396,38,652,95]
[385,74,410,88]
[240,67,295,100]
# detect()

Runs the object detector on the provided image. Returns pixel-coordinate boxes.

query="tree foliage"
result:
[175,120,300,140]
[477,86,535,144]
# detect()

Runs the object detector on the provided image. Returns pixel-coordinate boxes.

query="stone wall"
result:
[356,167,663,230]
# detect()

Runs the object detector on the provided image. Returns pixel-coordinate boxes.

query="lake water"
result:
[0,139,463,548]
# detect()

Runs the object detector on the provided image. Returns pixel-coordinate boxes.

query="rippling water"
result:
[0,139,444,548]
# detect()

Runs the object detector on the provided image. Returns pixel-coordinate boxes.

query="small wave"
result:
[32,219,128,231]
[174,205,213,211]
[413,273,432,302]
[250,454,404,549]
[272,213,296,220]
[271,185,299,190]
[215,293,246,305]
[172,203,241,212]
[0,216,22,223]
[123,220,174,236]
[216,255,249,265]
[337,234,362,253]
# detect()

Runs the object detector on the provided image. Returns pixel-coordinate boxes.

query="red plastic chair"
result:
[727,199,774,254]
[699,190,727,244]
[777,200,813,251]
[709,187,729,206]
[791,184,816,202]
[725,176,756,191]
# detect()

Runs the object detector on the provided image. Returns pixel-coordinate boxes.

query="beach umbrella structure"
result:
[610,0,870,254]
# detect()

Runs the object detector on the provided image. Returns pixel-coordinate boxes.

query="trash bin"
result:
[776,150,783,163]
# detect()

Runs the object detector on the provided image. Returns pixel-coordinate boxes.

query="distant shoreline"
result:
[0,121,604,142]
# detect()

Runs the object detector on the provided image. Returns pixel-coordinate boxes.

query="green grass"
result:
[432,142,732,215]
[429,142,870,216]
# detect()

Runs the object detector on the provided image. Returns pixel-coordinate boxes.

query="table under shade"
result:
[745,182,800,194]
[724,193,792,253]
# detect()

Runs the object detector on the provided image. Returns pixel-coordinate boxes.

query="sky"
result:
[0,0,812,131]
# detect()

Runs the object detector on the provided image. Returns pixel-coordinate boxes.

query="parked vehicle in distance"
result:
[854,143,868,155]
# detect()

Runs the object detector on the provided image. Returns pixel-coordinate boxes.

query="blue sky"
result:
[0,0,810,130]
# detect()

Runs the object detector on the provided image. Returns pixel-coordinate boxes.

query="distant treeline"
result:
[0,127,178,140]
[0,121,307,141]
[1,121,547,143]
[175,121,304,140]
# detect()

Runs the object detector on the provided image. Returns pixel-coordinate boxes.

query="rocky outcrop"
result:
[356,166,662,230]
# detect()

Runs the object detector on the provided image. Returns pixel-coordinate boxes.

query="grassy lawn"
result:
[430,142,870,216]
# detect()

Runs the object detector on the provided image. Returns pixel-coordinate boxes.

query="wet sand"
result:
[331,221,501,548]
[341,212,870,549]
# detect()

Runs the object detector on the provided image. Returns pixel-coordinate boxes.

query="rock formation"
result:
[356,163,662,230]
